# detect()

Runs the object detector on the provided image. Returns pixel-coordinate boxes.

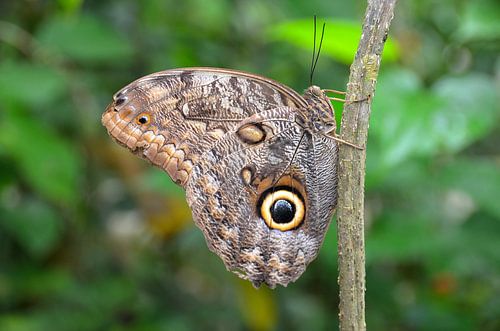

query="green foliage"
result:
[368,69,498,184]
[267,18,399,65]
[0,0,499,330]
[0,108,81,206]
[458,0,500,41]
[37,15,134,65]
[0,61,67,105]
[1,198,63,259]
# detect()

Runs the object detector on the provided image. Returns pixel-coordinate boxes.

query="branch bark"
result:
[336,1,397,330]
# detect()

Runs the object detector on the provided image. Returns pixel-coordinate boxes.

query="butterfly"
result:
[101,67,351,287]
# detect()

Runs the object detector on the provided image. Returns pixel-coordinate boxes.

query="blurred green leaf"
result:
[0,108,81,206]
[57,0,83,14]
[267,18,399,65]
[457,0,500,41]
[0,158,16,189]
[63,277,137,314]
[8,266,73,298]
[440,158,500,218]
[36,15,133,65]
[279,290,329,331]
[432,74,499,149]
[368,68,498,183]
[0,198,63,259]
[20,276,138,331]
[429,211,500,278]
[368,69,443,182]
[0,61,67,106]
[367,213,442,263]
[0,315,43,331]
[140,168,185,198]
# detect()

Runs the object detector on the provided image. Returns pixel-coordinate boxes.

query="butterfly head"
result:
[300,86,337,135]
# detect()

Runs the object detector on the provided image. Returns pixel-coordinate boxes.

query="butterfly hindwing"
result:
[185,108,338,287]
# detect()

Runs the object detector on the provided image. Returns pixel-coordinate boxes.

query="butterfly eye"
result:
[260,188,305,231]
[135,113,150,125]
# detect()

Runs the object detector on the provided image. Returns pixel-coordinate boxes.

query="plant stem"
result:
[336,0,397,330]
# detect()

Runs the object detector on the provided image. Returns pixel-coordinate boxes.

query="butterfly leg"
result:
[323,89,346,95]
[333,96,372,104]
[330,135,364,150]
[328,97,346,102]
[324,89,371,105]
[323,89,347,103]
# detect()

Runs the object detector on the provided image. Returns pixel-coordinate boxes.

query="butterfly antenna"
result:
[311,22,325,85]
[309,15,317,86]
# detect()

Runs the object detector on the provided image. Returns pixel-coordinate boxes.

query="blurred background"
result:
[0,0,499,330]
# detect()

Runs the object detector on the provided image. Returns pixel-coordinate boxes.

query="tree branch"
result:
[336,1,397,330]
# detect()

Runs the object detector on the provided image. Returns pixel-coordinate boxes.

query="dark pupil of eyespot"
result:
[271,199,295,224]
[138,116,148,124]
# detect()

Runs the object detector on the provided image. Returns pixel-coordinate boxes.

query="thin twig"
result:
[336,0,397,330]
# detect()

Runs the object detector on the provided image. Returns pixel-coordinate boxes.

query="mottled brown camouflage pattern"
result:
[102,68,338,287]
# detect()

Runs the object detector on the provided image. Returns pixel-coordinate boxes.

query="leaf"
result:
[368,69,443,180]
[140,168,185,198]
[432,74,499,149]
[0,60,67,106]
[33,276,138,331]
[267,18,399,65]
[0,315,43,331]
[368,68,499,184]
[366,213,444,263]
[57,0,83,14]
[36,15,133,65]
[456,0,500,41]
[440,158,500,218]
[0,198,63,259]
[8,266,73,298]
[279,290,329,330]
[0,108,81,206]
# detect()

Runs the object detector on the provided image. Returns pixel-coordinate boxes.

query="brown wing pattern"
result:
[102,68,307,185]
[102,68,339,287]
[185,108,338,287]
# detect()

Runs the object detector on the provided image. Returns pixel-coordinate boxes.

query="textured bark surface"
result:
[337,0,397,330]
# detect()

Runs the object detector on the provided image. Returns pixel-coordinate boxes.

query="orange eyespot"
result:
[260,189,305,231]
[135,113,150,125]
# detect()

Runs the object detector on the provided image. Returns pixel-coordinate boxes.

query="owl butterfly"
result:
[102,66,348,288]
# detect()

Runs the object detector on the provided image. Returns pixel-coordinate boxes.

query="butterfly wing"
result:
[102,67,307,185]
[102,68,337,287]
[186,108,338,287]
